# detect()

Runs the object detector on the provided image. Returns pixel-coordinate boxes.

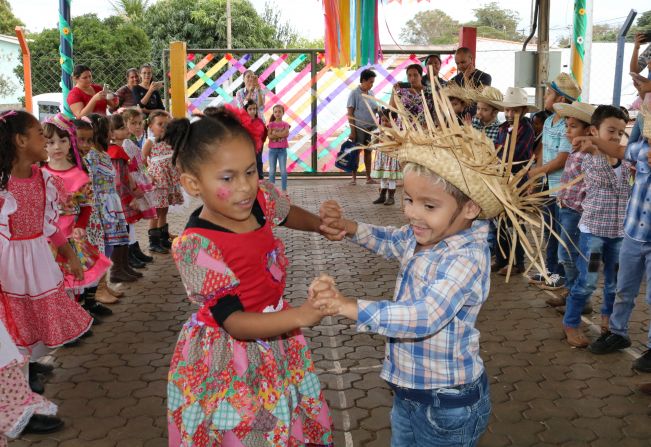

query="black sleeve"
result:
[153,91,165,110]
[209,294,244,326]
[481,72,492,86]
[132,85,146,105]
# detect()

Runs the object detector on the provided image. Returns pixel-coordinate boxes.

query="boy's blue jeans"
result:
[563,232,622,328]
[268,148,288,191]
[389,372,491,447]
[543,200,563,275]
[609,235,651,348]
[558,207,581,290]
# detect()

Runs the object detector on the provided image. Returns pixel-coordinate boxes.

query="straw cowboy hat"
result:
[365,83,572,281]
[441,82,476,107]
[553,101,596,124]
[495,87,538,113]
[548,73,582,102]
[472,86,504,110]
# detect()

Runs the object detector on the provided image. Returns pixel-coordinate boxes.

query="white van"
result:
[33,93,63,121]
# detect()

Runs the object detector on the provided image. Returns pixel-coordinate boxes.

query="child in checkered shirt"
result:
[561,105,631,348]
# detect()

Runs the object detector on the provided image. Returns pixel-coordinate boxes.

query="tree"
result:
[109,0,151,23]
[637,10,651,29]
[0,0,23,35]
[16,14,151,95]
[261,0,299,48]
[591,24,618,42]
[467,2,523,41]
[400,10,459,45]
[142,0,282,63]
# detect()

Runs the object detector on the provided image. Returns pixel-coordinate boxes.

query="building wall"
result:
[0,37,23,106]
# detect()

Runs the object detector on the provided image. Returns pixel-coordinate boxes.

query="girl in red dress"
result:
[165,107,335,447]
[0,111,92,367]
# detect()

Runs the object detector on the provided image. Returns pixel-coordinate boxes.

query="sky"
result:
[6,0,650,45]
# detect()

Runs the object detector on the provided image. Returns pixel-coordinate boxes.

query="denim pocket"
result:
[426,404,472,433]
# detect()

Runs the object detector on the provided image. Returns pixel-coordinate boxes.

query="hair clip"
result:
[81,116,92,124]
[0,110,18,122]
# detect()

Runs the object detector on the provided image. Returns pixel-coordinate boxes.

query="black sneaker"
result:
[536,274,566,291]
[83,299,113,317]
[588,331,632,355]
[29,361,54,376]
[633,350,651,373]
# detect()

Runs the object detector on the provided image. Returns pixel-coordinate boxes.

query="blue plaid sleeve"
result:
[356,254,479,338]
[351,222,412,261]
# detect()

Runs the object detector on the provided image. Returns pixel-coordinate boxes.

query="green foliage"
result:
[261,0,299,48]
[591,24,618,42]
[637,10,651,29]
[0,0,23,35]
[400,10,459,45]
[16,14,151,95]
[143,0,282,64]
[466,2,523,41]
[109,0,151,23]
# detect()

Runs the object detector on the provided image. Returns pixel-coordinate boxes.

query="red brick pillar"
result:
[458,27,477,58]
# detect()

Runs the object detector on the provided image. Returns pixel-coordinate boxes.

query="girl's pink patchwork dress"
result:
[167,182,332,447]
[122,139,156,219]
[0,166,92,350]
[41,164,112,292]
[148,140,183,208]
[0,319,57,447]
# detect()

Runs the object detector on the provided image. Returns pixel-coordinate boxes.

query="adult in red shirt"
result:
[67,64,118,119]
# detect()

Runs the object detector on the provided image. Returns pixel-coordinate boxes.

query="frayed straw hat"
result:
[441,82,476,107]
[548,73,582,102]
[642,104,651,139]
[365,81,575,280]
[553,101,596,124]
[472,86,504,111]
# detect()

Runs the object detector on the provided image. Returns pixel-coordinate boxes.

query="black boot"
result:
[148,228,169,254]
[384,189,396,206]
[29,362,54,376]
[29,373,45,394]
[132,241,154,263]
[128,245,147,269]
[373,189,387,204]
[83,287,113,318]
[22,414,64,435]
[160,224,172,250]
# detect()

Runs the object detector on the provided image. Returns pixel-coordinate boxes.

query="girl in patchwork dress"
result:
[143,110,183,253]
[371,109,402,206]
[0,110,92,354]
[165,110,333,447]
[84,114,132,287]
[41,114,111,294]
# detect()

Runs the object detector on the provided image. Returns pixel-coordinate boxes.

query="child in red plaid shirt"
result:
[561,106,631,347]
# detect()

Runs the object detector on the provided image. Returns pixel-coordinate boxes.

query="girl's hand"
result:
[634,33,645,49]
[319,200,348,241]
[150,81,164,91]
[132,186,144,198]
[72,228,86,242]
[68,256,84,281]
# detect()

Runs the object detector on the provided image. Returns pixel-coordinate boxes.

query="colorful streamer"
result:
[571,0,587,96]
[59,0,74,118]
[323,0,380,68]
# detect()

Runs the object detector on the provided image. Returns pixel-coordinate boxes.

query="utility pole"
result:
[535,0,550,109]
[226,0,232,49]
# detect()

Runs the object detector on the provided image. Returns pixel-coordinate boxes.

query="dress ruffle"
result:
[41,169,61,240]
[0,191,17,243]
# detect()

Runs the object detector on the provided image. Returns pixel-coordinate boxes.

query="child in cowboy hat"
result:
[491,87,538,275]
[471,86,503,146]
[545,101,596,313]
[572,105,651,373]
[527,73,582,291]
[308,83,561,447]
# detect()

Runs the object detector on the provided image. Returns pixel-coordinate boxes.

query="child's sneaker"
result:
[587,331,631,354]
[632,350,651,373]
[527,272,549,284]
[535,273,566,291]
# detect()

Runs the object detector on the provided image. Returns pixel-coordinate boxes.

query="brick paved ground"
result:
[13,179,651,447]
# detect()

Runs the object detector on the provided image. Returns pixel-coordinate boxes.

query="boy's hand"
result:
[574,136,597,154]
[309,274,357,319]
[319,200,348,241]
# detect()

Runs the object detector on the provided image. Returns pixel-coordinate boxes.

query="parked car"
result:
[33,93,63,121]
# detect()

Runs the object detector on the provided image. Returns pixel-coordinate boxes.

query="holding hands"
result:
[308,274,357,320]
[318,200,355,241]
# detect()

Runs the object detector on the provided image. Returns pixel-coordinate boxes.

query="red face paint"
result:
[216,187,232,200]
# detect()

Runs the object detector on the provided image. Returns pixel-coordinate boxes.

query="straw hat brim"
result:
[397,141,504,219]
[553,103,593,124]
[494,101,538,113]
[473,95,504,111]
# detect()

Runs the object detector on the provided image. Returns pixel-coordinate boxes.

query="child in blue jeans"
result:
[309,87,560,447]
[574,107,651,372]
[267,104,290,191]
[561,105,631,347]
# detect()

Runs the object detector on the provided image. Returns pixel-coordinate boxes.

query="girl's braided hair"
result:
[0,110,38,191]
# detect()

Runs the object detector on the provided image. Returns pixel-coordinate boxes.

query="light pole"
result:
[226,0,232,49]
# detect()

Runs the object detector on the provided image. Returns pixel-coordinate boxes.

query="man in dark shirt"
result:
[451,47,492,88]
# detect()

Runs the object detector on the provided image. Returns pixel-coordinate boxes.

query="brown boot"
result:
[122,245,143,278]
[95,276,119,304]
[563,326,589,348]
[106,281,124,298]
[384,189,396,206]
[109,245,138,283]
[545,294,567,307]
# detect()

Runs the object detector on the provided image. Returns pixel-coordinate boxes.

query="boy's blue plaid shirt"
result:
[352,220,490,389]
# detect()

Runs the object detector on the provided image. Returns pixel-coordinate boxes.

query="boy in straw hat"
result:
[558,105,631,348]
[471,86,503,146]
[527,73,582,290]
[309,81,562,446]
[572,106,651,372]
[441,82,474,123]
[491,87,537,275]
[545,101,596,310]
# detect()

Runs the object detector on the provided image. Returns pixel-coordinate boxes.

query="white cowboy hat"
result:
[495,87,538,113]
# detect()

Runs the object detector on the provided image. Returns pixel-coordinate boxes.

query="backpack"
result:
[334,140,359,172]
